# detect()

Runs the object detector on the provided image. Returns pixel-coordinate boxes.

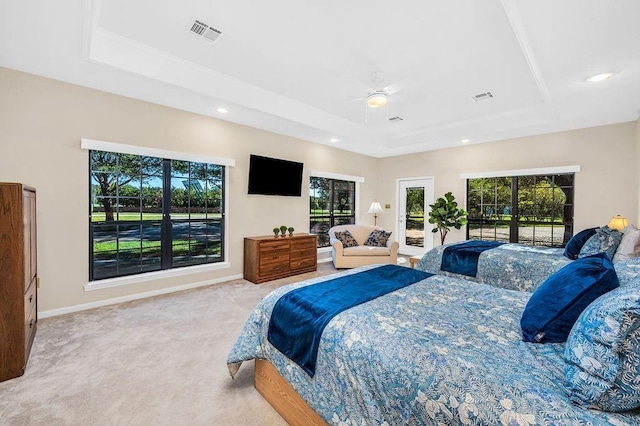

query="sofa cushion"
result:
[334,230,359,248]
[520,252,619,343]
[364,230,392,247]
[564,227,597,260]
[579,226,622,260]
[564,285,640,412]
[343,246,391,256]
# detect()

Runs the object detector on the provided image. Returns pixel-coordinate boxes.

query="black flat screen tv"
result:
[247,154,303,197]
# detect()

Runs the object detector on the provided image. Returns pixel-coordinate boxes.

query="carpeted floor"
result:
[0,258,410,425]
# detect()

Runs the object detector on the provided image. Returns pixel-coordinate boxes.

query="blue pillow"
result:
[564,285,640,411]
[578,226,622,260]
[521,252,619,343]
[564,227,597,260]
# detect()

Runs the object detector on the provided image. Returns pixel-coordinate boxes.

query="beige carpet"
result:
[0,258,411,425]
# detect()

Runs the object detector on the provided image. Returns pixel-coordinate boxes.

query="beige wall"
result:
[637,117,640,224]
[0,67,378,312]
[2,66,637,313]
[377,122,639,248]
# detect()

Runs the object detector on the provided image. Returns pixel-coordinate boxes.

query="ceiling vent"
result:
[388,116,404,122]
[471,91,494,102]
[188,19,223,44]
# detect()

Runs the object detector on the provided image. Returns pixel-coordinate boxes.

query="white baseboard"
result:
[318,257,333,264]
[39,273,244,319]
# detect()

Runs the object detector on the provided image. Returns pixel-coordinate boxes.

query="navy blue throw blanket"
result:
[441,240,505,277]
[267,264,432,377]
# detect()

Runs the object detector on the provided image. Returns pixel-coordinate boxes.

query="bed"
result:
[416,241,572,292]
[227,264,640,425]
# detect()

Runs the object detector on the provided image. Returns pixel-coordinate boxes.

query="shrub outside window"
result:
[466,173,574,247]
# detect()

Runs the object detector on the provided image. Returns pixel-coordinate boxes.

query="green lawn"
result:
[94,239,221,256]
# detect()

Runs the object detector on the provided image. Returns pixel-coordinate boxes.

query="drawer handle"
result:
[29,319,34,329]
[29,295,33,304]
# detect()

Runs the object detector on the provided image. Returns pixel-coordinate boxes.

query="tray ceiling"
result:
[1,0,639,157]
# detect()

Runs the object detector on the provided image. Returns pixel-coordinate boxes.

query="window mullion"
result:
[510,177,518,243]
[161,159,172,270]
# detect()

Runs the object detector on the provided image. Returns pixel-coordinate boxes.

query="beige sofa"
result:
[329,224,399,269]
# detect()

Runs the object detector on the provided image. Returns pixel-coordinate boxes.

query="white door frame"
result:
[396,177,435,256]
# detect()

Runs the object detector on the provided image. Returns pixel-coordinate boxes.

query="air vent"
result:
[388,116,404,122]
[471,91,494,102]
[188,19,222,44]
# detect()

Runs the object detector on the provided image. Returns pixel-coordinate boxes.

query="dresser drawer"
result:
[24,280,36,324]
[290,257,316,270]
[259,240,290,252]
[290,239,317,250]
[290,247,316,259]
[260,261,289,276]
[260,251,289,265]
[24,305,37,355]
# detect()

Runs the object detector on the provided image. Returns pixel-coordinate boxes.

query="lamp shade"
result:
[367,201,384,214]
[607,215,628,231]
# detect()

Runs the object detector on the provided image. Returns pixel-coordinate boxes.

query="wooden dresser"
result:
[0,183,38,382]
[244,234,317,284]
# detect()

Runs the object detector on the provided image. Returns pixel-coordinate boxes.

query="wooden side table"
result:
[409,255,421,268]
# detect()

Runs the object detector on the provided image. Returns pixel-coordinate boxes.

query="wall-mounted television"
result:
[247,154,303,197]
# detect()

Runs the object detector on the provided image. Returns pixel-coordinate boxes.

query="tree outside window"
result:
[309,177,355,247]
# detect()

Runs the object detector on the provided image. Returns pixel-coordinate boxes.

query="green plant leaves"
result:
[427,192,468,245]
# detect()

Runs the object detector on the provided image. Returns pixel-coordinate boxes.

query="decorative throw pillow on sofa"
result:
[364,230,392,247]
[613,225,640,263]
[520,252,619,343]
[564,227,597,260]
[334,230,359,248]
[564,284,640,412]
[579,226,622,260]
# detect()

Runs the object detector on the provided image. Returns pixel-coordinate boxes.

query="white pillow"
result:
[613,225,640,263]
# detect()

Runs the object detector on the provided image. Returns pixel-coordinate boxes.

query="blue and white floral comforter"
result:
[417,242,572,293]
[227,264,640,425]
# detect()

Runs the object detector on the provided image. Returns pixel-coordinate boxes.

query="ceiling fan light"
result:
[367,92,387,108]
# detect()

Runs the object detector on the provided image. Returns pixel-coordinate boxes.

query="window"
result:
[466,173,574,247]
[90,150,225,280]
[309,177,356,247]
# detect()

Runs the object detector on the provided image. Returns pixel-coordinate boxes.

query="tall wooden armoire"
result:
[0,182,38,382]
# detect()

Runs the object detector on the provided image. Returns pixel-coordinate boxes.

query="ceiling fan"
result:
[350,71,405,123]
[361,71,404,109]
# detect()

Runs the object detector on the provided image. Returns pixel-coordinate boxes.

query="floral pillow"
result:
[579,226,622,260]
[334,230,359,248]
[364,230,392,247]
[564,285,640,412]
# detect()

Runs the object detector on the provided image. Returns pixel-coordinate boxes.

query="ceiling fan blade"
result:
[383,79,405,96]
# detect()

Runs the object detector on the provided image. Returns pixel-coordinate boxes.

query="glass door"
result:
[397,178,434,255]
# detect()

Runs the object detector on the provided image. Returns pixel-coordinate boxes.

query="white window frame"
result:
[81,138,235,291]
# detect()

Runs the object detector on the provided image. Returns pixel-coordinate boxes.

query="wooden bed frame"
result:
[254,359,328,425]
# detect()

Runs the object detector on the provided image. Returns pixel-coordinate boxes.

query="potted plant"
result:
[279,225,288,237]
[428,191,468,245]
[272,227,280,237]
[287,226,294,236]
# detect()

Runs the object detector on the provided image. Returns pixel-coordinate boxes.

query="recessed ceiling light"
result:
[216,107,228,114]
[330,138,338,143]
[461,139,470,144]
[585,73,614,83]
